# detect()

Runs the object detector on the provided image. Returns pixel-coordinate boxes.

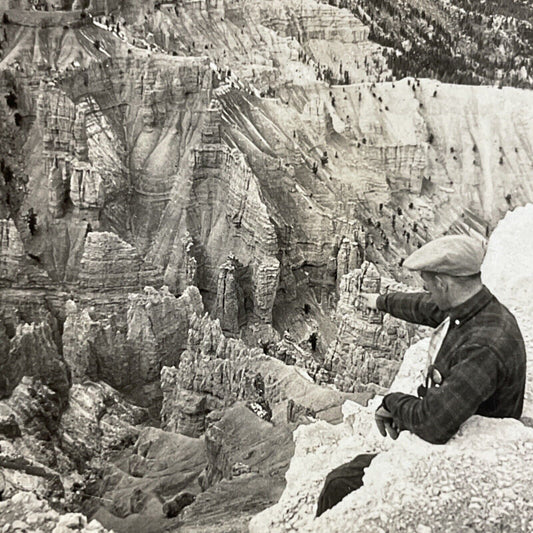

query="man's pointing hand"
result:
[359,293,380,310]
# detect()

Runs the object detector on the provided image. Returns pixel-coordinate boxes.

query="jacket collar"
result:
[448,285,493,326]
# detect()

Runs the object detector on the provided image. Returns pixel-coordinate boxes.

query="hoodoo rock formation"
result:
[2,321,69,399]
[62,286,203,390]
[78,232,163,291]
[0,0,532,531]
[326,261,413,394]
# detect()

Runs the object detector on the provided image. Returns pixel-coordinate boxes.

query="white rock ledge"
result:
[251,404,533,533]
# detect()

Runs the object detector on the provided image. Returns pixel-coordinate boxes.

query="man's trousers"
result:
[316,453,377,517]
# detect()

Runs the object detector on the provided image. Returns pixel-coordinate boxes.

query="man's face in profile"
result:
[420,271,449,310]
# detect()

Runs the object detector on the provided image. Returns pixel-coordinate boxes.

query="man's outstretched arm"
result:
[362,291,446,328]
[383,344,501,444]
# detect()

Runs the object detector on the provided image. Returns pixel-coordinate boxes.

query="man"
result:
[316,235,526,517]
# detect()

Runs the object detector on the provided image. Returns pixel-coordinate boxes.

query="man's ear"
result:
[434,273,449,292]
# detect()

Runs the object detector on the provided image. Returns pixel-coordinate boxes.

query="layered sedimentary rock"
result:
[78,232,163,291]
[6,377,61,443]
[47,158,69,219]
[70,162,105,212]
[1,321,69,399]
[38,84,77,164]
[22,51,211,282]
[62,286,203,389]
[161,231,197,294]
[170,134,280,316]
[0,377,71,500]
[62,300,126,387]
[126,285,204,383]
[326,262,412,393]
[0,218,26,282]
[1,2,533,531]
[4,0,120,16]
[335,236,362,293]
[253,257,281,323]
[255,0,369,43]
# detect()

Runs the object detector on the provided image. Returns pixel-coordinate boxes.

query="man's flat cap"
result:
[403,235,486,276]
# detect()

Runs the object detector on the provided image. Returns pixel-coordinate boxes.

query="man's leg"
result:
[316,453,377,517]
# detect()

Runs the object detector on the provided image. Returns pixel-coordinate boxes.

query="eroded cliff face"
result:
[59,381,149,466]
[2,0,533,351]
[1,321,69,399]
[160,311,366,438]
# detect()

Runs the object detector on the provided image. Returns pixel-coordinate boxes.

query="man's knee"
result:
[316,453,377,517]
[317,474,359,517]
[323,476,351,498]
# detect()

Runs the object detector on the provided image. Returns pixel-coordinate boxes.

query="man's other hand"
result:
[375,405,399,440]
[359,293,380,310]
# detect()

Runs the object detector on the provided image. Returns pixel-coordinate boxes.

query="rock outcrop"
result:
[6,377,61,444]
[78,232,163,291]
[0,376,68,472]
[256,0,369,43]
[1,321,69,399]
[214,256,242,336]
[253,257,281,324]
[161,312,365,437]
[251,403,533,532]
[126,285,204,382]
[62,286,203,390]
[62,301,127,388]
[0,218,25,282]
[0,492,110,533]
[59,381,148,466]
[326,261,413,393]
[335,236,362,293]
[69,162,105,212]
[481,203,533,418]
[0,377,72,502]
[0,219,50,287]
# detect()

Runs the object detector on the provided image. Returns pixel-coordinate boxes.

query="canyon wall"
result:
[1,1,533,531]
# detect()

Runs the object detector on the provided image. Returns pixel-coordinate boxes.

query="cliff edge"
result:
[250,204,533,532]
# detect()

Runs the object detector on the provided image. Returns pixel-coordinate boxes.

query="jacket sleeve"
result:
[377,292,446,328]
[383,344,501,444]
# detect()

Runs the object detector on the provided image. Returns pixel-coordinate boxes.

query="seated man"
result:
[316,235,526,517]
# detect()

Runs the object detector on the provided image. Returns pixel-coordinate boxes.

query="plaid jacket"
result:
[377,286,526,444]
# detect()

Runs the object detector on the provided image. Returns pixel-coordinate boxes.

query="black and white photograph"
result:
[0,0,532,531]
